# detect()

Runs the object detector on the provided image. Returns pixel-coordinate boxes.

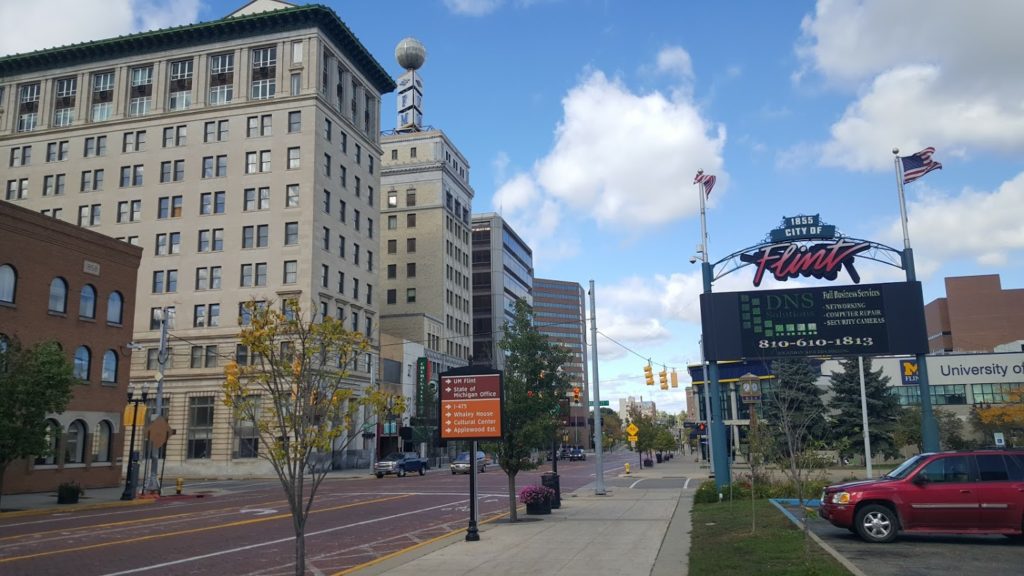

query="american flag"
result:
[694,171,716,198]
[900,147,942,185]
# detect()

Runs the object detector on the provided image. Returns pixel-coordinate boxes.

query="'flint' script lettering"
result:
[740,240,872,287]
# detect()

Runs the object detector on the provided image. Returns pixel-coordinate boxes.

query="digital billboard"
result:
[700,281,928,361]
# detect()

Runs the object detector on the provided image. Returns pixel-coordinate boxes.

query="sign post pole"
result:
[438,366,503,542]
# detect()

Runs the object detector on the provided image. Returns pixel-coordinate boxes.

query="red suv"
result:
[819,450,1024,543]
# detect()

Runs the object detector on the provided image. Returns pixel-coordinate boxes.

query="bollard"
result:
[624,463,630,475]
[176,477,184,495]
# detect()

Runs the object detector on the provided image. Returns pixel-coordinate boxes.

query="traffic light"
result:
[670,369,678,388]
[659,369,668,389]
[572,386,581,404]
[643,364,654,385]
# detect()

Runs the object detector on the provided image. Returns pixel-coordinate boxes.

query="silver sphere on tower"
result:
[395,37,426,71]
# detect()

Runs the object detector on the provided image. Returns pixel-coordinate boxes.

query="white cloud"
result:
[493,68,725,251]
[822,66,1024,171]
[655,46,693,80]
[797,0,1024,170]
[891,173,1024,271]
[443,0,504,16]
[0,0,199,56]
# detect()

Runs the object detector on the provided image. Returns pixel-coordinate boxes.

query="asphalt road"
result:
[806,514,1024,576]
[0,452,633,576]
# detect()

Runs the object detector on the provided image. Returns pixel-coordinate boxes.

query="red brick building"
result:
[925,274,1024,353]
[1,201,141,493]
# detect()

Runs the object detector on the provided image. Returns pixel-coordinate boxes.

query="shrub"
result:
[57,481,84,502]
[694,479,721,504]
[518,484,555,504]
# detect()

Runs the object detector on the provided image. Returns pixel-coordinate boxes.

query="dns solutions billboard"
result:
[700,281,928,361]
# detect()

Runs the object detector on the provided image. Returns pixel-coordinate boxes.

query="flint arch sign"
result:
[700,214,927,360]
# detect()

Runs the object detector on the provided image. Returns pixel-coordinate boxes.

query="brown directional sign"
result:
[439,371,503,441]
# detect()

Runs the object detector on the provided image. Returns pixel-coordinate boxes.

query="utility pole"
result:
[589,280,606,496]
[145,307,171,494]
[367,352,377,471]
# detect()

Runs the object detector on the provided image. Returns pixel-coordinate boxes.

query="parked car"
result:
[374,452,428,478]
[568,447,586,461]
[450,451,488,474]
[819,450,1024,543]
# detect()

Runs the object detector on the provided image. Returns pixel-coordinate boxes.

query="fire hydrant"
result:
[175,477,184,495]
[624,463,631,475]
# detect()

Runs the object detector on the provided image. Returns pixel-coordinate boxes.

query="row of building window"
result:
[10,47,279,131]
[35,418,115,466]
[0,265,125,324]
[8,113,367,170]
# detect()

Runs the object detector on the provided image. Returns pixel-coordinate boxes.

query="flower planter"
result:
[525,499,552,515]
[57,482,83,504]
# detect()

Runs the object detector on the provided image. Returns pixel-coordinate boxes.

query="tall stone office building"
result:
[470,213,533,370]
[380,38,474,389]
[0,0,395,477]
[533,278,591,448]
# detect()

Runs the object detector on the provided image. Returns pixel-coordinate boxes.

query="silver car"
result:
[450,451,488,474]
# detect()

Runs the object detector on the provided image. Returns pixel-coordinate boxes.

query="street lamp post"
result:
[121,383,148,501]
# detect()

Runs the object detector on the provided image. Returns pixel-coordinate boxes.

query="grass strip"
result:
[690,499,853,576]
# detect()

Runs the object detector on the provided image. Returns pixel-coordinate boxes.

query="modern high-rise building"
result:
[380,38,473,387]
[533,278,591,448]
[0,0,394,477]
[470,213,533,370]
[925,274,1024,353]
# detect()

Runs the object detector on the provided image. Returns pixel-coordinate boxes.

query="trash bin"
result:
[656,453,663,463]
[541,472,561,509]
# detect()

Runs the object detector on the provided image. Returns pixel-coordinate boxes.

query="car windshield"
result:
[881,454,927,479]
[454,453,471,462]
[383,452,404,461]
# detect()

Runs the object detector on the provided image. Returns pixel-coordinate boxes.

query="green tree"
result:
[0,340,78,509]
[826,357,903,460]
[627,407,662,462]
[222,300,405,575]
[898,407,971,452]
[486,300,571,521]
[761,358,828,520]
[654,427,678,454]
[596,407,623,449]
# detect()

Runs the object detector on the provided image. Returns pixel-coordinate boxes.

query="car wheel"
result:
[452,470,457,475]
[855,504,898,543]
[375,473,383,479]
[419,465,425,476]
[398,467,406,477]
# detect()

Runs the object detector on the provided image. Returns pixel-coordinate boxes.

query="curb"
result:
[769,499,868,576]
[0,496,156,518]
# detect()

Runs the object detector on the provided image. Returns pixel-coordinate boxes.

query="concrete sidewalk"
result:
[359,455,706,576]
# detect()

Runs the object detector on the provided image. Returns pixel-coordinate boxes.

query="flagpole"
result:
[892,147,939,452]
[888,147,913,255]
[695,170,730,489]
[697,170,709,263]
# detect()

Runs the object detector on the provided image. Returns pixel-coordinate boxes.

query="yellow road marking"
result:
[0,498,155,519]
[331,508,516,576]
[0,494,410,564]
[0,499,289,542]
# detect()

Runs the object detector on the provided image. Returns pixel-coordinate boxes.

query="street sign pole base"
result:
[465,520,480,541]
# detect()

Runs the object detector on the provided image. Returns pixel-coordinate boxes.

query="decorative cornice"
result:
[0,4,395,94]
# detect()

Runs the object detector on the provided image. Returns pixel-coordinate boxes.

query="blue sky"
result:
[4,0,1024,415]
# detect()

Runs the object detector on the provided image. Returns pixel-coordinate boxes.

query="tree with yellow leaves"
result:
[974,386,1024,447]
[223,299,405,575]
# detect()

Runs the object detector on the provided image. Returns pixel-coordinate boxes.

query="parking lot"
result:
[805,515,1023,576]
